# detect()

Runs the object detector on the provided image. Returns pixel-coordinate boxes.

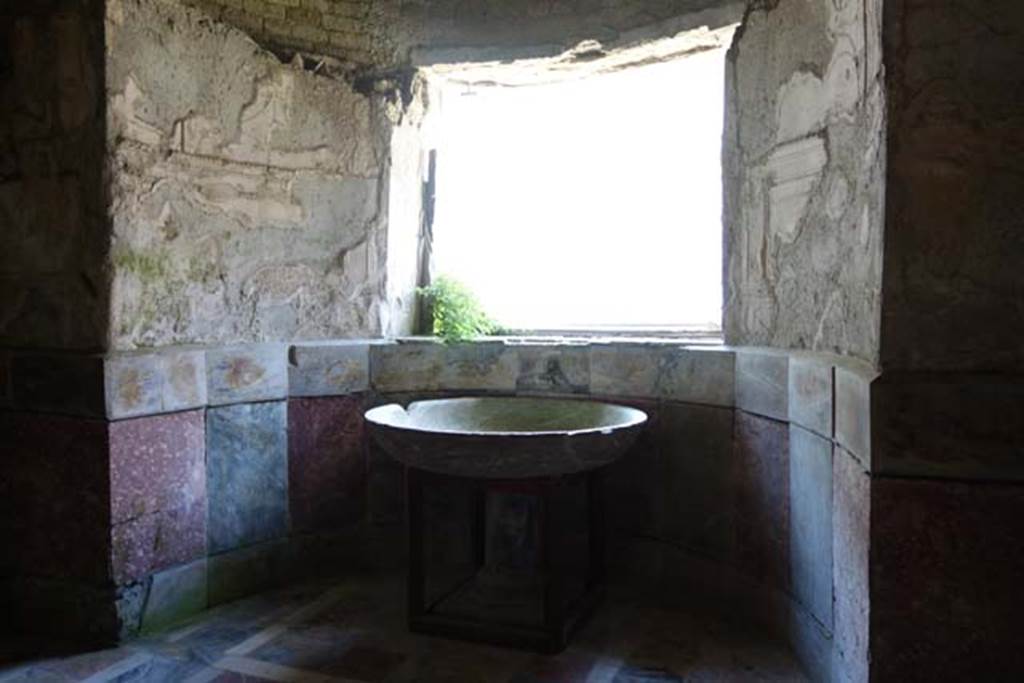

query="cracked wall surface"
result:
[106,0,396,349]
[386,0,745,64]
[180,0,745,68]
[723,0,885,366]
[105,0,747,350]
[880,0,1024,374]
[0,0,108,350]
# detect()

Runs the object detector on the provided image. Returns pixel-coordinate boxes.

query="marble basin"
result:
[364,397,648,478]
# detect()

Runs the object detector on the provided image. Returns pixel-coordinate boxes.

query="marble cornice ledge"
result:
[1,337,736,420]
[369,337,737,408]
[10,337,1020,485]
[731,347,879,474]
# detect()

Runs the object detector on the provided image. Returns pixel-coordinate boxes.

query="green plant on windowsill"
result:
[418,275,500,344]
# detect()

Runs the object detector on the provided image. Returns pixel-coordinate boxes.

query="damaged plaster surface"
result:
[0,0,108,350]
[399,0,746,65]
[384,84,430,338]
[106,0,394,349]
[421,23,737,87]
[181,0,746,69]
[724,0,886,365]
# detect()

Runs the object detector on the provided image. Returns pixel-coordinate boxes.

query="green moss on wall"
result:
[112,247,172,283]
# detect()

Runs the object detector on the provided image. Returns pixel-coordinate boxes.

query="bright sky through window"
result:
[431,48,727,331]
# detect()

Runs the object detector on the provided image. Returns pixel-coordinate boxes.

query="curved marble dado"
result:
[1,337,875,682]
[2,337,875,466]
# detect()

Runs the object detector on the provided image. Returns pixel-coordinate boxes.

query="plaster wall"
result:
[105,0,395,349]
[0,0,108,350]
[383,82,430,337]
[103,0,753,350]
[390,0,745,64]
[723,0,885,366]
[181,0,744,68]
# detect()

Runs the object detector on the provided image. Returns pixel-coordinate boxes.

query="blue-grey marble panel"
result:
[736,349,789,421]
[206,401,289,553]
[834,365,875,466]
[789,425,834,629]
[788,354,833,438]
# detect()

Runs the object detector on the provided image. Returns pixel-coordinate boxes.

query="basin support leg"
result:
[407,467,425,621]
[471,483,486,570]
[405,469,608,654]
[589,470,606,589]
[541,482,566,652]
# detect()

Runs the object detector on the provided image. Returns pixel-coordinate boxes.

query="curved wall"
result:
[99,0,750,352]
[722,0,885,365]
[105,0,393,350]
[100,0,888,365]
[2,338,873,683]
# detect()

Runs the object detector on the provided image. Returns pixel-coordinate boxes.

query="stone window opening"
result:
[399,27,737,339]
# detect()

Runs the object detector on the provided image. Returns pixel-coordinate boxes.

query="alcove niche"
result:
[2,2,877,681]
[384,23,737,337]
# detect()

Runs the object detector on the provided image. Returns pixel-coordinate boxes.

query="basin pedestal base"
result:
[406,468,607,654]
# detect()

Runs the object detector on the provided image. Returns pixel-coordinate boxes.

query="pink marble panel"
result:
[288,396,367,534]
[111,499,207,584]
[733,412,790,591]
[1,412,111,582]
[108,409,206,523]
[108,410,206,583]
[871,476,1024,680]
[833,447,870,683]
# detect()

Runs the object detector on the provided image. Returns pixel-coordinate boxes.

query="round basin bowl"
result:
[364,397,648,479]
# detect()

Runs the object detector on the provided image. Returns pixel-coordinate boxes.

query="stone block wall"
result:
[880,0,1024,375]
[7,338,1020,681]
[862,371,1024,680]
[0,0,109,350]
[1,344,381,642]
[733,350,872,683]
[870,478,1024,680]
[0,338,877,683]
[12,336,1020,682]
[600,346,873,683]
[2,410,208,641]
[867,4,1024,679]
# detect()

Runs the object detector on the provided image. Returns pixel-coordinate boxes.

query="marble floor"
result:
[0,575,808,682]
